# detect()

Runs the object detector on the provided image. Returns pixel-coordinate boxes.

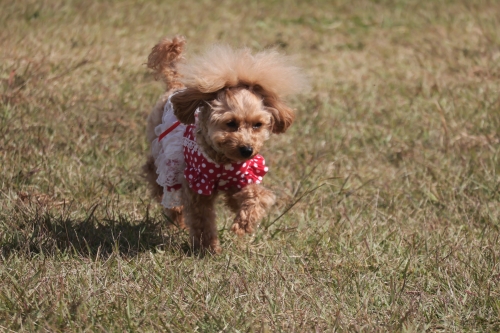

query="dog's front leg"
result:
[226,184,276,236]
[182,181,221,254]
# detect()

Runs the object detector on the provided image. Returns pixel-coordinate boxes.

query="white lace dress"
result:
[151,96,186,208]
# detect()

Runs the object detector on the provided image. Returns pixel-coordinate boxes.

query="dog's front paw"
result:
[231,215,255,236]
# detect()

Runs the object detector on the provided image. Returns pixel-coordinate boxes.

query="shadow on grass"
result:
[1,208,192,258]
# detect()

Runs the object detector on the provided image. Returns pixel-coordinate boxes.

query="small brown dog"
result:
[144,36,307,254]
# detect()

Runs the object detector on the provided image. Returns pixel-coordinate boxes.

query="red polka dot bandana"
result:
[182,125,268,195]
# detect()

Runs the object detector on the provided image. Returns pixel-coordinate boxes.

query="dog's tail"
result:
[147,36,186,90]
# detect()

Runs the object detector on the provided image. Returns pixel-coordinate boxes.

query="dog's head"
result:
[170,45,307,162]
[171,85,295,162]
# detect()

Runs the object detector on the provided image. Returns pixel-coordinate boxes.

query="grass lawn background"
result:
[1,0,499,331]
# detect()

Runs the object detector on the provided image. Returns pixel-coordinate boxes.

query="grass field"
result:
[1,0,500,331]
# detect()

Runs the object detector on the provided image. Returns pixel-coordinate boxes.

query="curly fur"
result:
[147,36,186,90]
[144,36,307,254]
[178,44,307,97]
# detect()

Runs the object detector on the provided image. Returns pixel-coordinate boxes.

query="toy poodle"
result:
[143,36,307,254]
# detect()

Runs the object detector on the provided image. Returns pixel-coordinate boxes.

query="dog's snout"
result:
[239,146,253,158]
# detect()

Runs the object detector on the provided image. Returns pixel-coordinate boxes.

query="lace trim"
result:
[183,136,217,164]
[183,137,198,152]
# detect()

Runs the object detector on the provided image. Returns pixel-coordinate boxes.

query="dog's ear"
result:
[170,88,217,124]
[263,96,295,134]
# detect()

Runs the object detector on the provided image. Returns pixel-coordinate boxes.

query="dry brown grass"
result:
[1,0,499,331]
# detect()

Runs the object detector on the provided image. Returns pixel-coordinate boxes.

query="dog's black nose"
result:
[239,146,253,158]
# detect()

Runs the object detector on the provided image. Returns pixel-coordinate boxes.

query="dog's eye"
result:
[253,122,262,129]
[227,121,238,129]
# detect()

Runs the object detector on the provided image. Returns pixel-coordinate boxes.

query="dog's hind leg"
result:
[143,154,164,202]
[226,184,276,236]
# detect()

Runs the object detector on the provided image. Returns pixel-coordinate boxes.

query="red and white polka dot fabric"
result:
[181,125,268,195]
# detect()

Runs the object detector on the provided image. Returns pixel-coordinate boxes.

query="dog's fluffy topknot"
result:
[178,45,309,98]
